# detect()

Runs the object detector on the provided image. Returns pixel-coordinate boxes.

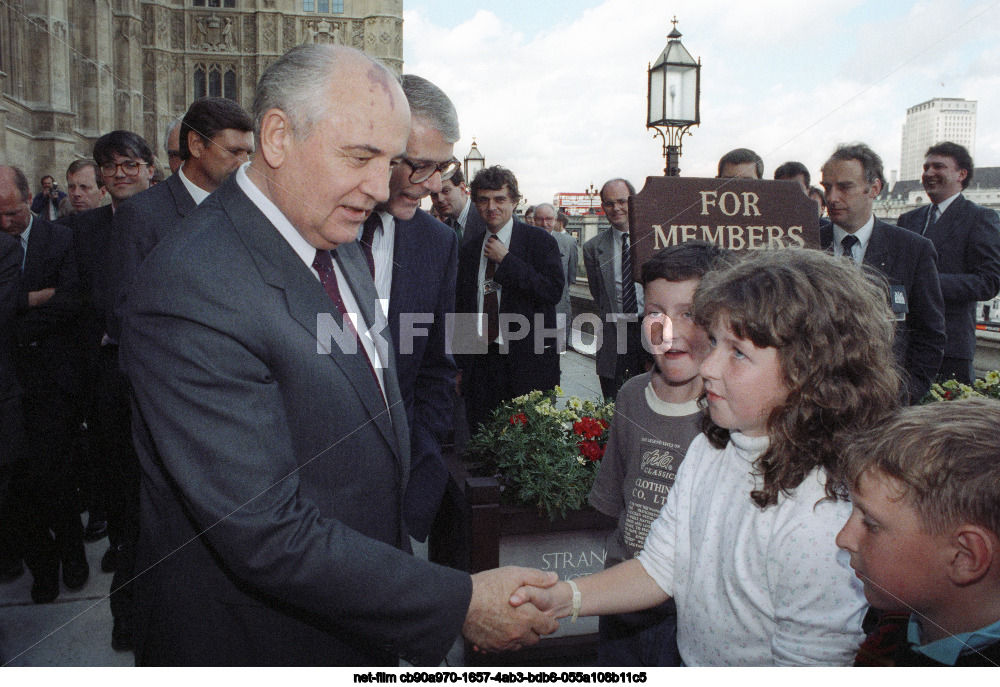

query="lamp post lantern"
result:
[647,17,701,176]
[464,138,485,185]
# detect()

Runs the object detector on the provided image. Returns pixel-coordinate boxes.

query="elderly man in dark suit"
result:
[455,166,564,433]
[431,169,487,247]
[583,179,644,400]
[119,44,556,666]
[819,144,946,403]
[0,165,85,602]
[896,142,1000,384]
[361,74,461,543]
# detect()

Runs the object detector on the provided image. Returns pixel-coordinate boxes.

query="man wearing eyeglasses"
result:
[55,129,156,650]
[364,74,461,543]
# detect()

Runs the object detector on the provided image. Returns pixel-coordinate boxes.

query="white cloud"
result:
[403,0,1000,205]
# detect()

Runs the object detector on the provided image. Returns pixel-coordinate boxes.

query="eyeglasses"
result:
[401,158,460,184]
[100,160,150,177]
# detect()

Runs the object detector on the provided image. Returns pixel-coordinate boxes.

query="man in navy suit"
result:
[0,165,86,603]
[819,144,945,403]
[431,169,487,247]
[363,74,461,543]
[896,142,1000,384]
[120,45,555,666]
[456,166,563,433]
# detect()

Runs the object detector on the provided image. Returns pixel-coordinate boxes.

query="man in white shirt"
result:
[455,166,564,432]
[819,143,945,402]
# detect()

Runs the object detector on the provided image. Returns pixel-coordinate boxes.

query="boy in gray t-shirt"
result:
[588,241,729,667]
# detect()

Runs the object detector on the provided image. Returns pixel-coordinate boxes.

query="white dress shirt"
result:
[833,214,875,264]
[358,210,395,318]
[178,164,211,205]
[476,218,513,342]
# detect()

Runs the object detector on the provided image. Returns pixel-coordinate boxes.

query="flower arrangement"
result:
[922,370,1000,403]
[464,388,614,520]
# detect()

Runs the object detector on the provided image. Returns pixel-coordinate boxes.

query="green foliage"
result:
[922,370,1000,403]
[464,388,614,521]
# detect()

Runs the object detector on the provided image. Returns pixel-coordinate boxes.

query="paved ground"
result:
[0,345,600,667]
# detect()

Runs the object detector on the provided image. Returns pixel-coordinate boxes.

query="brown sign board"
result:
[628,176,821,280]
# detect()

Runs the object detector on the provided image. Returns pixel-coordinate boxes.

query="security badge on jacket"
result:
[890,285,908,322]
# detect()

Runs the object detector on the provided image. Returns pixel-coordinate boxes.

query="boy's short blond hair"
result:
[841,397,1000,536]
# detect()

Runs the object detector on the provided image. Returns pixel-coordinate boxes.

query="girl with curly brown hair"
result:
[512,249,901,665]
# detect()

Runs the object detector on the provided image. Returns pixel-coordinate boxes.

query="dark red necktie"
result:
[312,248,384,405]
[484,237,500,343]
[360,213,379,278]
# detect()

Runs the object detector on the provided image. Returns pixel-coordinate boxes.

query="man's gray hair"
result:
[253,44,395,142]
[164,119,181,152]
[400,74,460,143]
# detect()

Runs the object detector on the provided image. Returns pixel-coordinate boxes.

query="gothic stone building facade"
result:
[0,0,403,188]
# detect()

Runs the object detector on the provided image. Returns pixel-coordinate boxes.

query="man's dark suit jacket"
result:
[120,175,470,666]
[61,205,114,358]
[821,219,945,402]
[458,199,488,248]
[0,233,25,468]
[105,172,197,339]
[897,194,1000,360]
[455,220,563,404]
[387,208,458,542]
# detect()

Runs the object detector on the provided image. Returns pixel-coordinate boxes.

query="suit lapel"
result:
[926,194,963,243]
[597,230,616,309]
[166,173,198,218]
[217,178,405,466]
[863,220,892,273]
[335,242,409,473]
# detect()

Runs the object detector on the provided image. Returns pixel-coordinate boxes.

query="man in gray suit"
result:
[431,168,487,247]
[534,203,576,351]
[120,44,555,666]
[583,179,644,399]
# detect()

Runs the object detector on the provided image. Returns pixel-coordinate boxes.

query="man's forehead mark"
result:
[365,63,396,109]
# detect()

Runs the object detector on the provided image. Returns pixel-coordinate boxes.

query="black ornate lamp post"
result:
[464,138,485,184]
[647,17,701,176]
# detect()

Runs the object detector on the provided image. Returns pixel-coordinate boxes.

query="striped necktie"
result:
[621,231,637,315]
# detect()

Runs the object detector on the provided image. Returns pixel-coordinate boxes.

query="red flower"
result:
[573,416,606,440]
[509,413,528,425]
[578,440,605,462]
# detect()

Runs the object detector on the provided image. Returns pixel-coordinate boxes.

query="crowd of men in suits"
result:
[0,39,998,666]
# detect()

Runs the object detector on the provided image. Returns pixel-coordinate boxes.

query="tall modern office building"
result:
[899,97,977,181]
[0,0,404,186]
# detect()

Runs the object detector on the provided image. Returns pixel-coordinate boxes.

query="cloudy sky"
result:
[403,0,1000,207]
